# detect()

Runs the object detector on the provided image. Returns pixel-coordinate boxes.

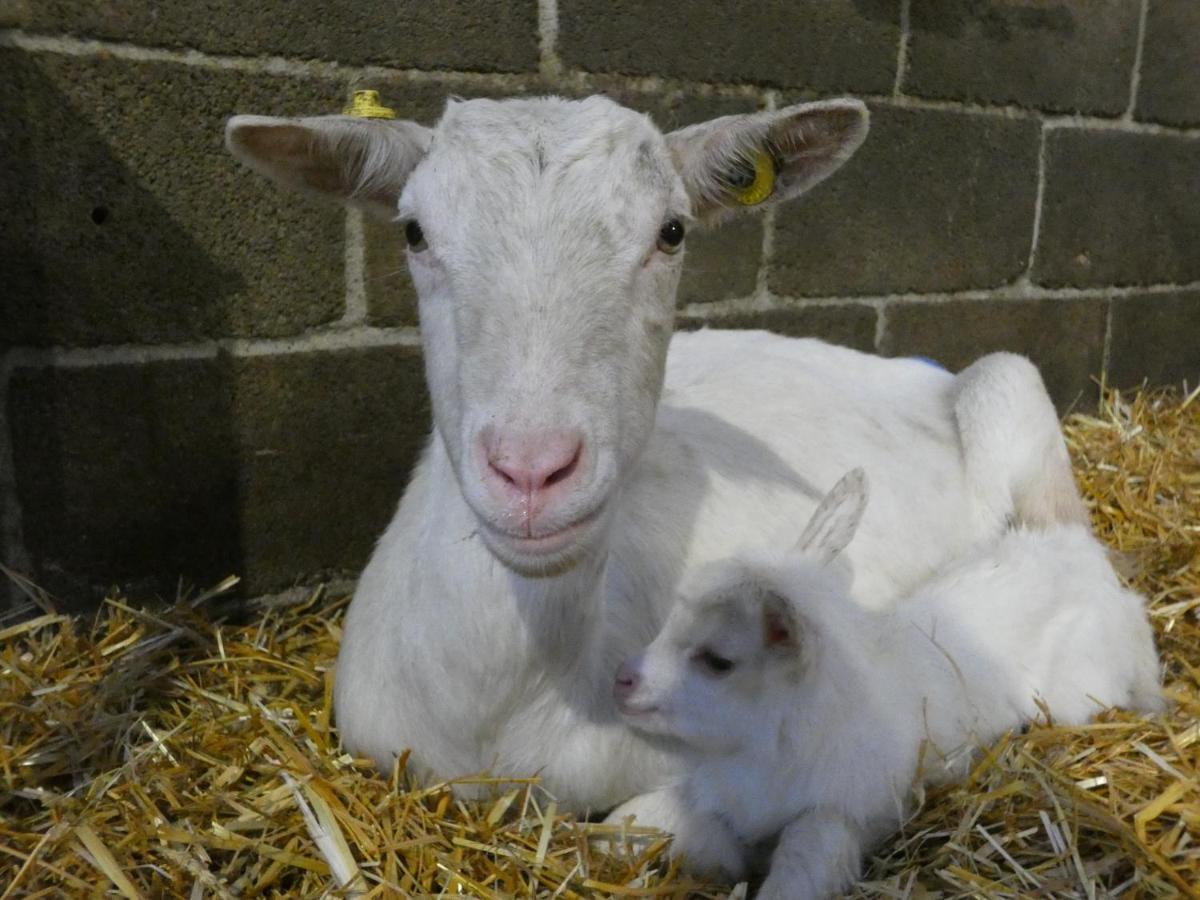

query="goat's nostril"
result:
[543,444,581,488]
[489,460,517,487]
[614,662,639,696]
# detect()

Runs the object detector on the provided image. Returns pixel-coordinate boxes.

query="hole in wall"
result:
[90,206,109,225]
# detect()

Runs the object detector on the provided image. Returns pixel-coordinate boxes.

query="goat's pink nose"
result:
[486,431,583,496]
[614,660,640,699]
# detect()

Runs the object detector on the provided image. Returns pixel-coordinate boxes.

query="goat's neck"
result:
[507,552,609,681]
[426,439,614,686]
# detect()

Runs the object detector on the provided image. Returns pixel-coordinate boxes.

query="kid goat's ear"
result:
[665,99,869,223]
[225,114,432,220]
[762,590,801,651]
[795,467,869,565]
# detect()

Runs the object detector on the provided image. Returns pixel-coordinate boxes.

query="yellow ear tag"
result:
[343,89,396,119]
[731,149,776,206]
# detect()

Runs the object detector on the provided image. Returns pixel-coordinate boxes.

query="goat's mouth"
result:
[616,699,660,719]
[617,703,676,738]
[477,504,607,573]
[506,506,603,551]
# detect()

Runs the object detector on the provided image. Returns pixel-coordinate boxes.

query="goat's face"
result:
[400,98,685,574]
[614,497,862,756]
[614,574,809,755]
[225,95,868,577]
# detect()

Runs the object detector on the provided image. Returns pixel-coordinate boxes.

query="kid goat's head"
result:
[615,468,868,752]
[225,95,868,576]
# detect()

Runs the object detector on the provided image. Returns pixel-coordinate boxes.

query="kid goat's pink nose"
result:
[614,660,640,699]
[485,430,583,497]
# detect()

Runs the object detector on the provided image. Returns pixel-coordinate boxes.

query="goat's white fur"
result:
[613,470,1163,897]
[224,95,1089,817]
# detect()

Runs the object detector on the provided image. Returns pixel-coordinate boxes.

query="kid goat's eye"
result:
[657,218,685,254]
[405,220,427,251]
[694,647,736,676]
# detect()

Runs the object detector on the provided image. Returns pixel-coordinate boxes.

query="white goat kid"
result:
[613,469,1163,898]
[225,95,1087,815]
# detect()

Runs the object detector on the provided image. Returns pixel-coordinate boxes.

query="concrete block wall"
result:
[2,0,1198,606]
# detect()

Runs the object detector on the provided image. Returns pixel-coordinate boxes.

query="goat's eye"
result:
[405,220,427,251]
[693,647,736,677]
[657,219,685,254]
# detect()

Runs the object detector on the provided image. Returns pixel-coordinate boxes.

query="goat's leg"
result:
[604,787,746,882]
[756,807,864,900]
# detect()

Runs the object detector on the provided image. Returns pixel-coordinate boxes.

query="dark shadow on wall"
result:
[0,49,248,347]
[0,52,244,611]
[906,1,1076,40]
[851,0,907,28]
[6,361,242,613]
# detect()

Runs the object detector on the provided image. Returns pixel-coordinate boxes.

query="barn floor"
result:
[2,386,1198,898]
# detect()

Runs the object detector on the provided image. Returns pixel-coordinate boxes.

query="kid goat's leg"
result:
[756,807,864,900]
[604,787,747,882]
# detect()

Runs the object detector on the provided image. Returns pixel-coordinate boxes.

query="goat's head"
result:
[225,95,868,577]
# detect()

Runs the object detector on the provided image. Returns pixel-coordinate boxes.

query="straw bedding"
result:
[2,386,1198,898]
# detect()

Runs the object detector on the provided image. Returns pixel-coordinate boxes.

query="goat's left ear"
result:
[763,590,801,652]
[665,99,868,223]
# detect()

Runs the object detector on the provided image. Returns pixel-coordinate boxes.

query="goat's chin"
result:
[624,711,735,754]
[476,507,608,579]
[620,709,676,739]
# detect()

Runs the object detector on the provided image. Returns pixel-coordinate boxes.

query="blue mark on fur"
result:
[909,356,946,371]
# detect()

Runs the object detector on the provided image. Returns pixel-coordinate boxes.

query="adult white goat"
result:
[225,95,1086,817]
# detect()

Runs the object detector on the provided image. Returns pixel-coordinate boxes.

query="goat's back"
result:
[636,329,984,610]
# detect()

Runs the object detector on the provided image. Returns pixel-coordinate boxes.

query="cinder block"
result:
[8,358,240,607]
[771,105,1039,296]
[589,82,764,132]
[231,346,429,592]
[1035,129,1200,288]
[0,50,346,346]
[1108,291,1200,389]
[905,0,1140,115]
[678,217,762,307]
[1137,0,1200,126]
[364,218,417,327]
[558,0,900,93]
[678,303,877,352]
[0,0,29,27]
[29,0,539,73]
[8,346,431,603]
[879,297,1107,412]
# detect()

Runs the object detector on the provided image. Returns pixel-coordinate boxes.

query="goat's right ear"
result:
[225,115,432,220]
[795,468,869,565]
